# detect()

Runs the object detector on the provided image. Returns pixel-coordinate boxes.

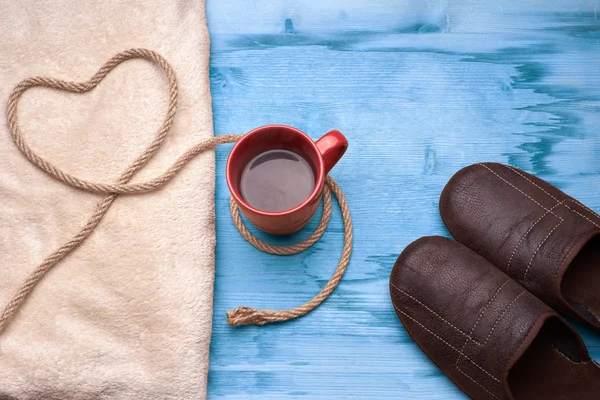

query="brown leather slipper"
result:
[390,236,600,400]
[440,162,600,334]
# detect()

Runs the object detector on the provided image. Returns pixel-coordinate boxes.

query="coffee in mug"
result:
[240,149,315,212]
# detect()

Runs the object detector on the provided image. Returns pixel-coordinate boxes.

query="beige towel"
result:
[0,1,215,398]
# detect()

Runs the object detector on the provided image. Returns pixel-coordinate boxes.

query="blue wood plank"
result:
[207,1,600,398]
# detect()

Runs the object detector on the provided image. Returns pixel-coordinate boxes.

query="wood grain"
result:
[207,1,600,398]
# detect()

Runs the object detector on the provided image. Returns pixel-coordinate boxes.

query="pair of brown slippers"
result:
[390,163,600,400]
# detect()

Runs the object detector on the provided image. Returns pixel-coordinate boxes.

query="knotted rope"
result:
[3,48,352,333]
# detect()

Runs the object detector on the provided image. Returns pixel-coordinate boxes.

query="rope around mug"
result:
[3,48,352,332]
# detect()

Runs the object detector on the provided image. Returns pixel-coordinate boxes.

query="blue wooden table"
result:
[206,1,600,398]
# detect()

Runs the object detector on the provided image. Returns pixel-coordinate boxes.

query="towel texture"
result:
[0,1,215,398]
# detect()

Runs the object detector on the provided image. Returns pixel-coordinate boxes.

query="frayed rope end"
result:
[227,307,270,326]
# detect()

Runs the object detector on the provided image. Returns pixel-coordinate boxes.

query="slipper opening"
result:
[562,234,600,327]
[508,316,596,400]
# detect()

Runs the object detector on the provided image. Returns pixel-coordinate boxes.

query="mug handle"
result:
[315,130,348,175]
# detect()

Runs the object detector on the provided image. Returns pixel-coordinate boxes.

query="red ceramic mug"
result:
[226,125,348,235]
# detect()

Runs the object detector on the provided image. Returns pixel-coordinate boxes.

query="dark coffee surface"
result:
[240,149,315,212]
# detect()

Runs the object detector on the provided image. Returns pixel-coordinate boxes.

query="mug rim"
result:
[226,124,325,217]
